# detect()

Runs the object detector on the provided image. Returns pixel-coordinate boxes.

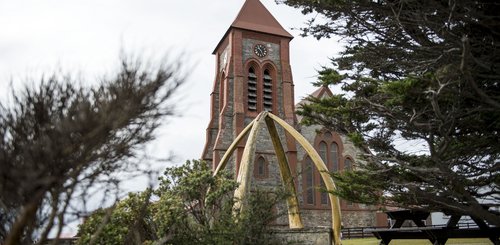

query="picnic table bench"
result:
[368,209,499,245]
[370,226,500,245]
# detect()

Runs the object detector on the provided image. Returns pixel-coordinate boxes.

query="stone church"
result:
[202,0,387,228]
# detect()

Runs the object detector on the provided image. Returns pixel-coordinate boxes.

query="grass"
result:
[342,238,495,245]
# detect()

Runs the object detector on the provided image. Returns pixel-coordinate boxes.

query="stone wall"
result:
[297,208,380,228]
[271,227,332,245]
[300,209,332,227]
[342,210,378,227]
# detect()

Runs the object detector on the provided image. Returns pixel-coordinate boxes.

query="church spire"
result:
[213,0,292,53]
[230,0,293,38]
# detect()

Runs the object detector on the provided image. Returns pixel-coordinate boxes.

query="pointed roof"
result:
[213,0,293,54]
[297,86,334,106]
[231,0,293,38]
[296,86,334,122]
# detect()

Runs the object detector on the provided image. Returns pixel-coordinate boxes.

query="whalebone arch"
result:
[212,112,342,245]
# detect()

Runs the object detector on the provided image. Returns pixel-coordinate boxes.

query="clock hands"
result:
[254,44,267,57]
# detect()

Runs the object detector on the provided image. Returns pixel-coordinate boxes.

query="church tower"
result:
[202,0,388,229]
[202,0,298,177]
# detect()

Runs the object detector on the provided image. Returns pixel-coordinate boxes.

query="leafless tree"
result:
[0,57,184,244]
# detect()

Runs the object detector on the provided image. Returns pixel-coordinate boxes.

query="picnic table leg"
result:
[412,219,426,227]
[433,237,448,245]
[391,219,405,229]
[411,218,441,244]
[427,227,449,245]
[446,215,461,227]
[471,216,499,244]
[421,229,438,244]
[379,237,392,245]
[490,236,499,245]
[377,233,392,245]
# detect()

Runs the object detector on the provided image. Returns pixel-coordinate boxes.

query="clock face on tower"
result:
[254,44,268,58]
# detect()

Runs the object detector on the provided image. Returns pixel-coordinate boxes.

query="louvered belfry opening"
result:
[263,69,273,111]
[248,67,257,111]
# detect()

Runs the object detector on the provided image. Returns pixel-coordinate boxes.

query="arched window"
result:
[254,156,268,179]
[245,63,276,113]
[318,141,327,163]
[318,141,329,205]
[344,157,353,171]
[330,142,339,172]
[320,182,328,205]
[257,157,265,177]
[263,69,273,111]
[247,67,257,111]
[306,131,344,209]
[343,157,356,208]
[304,157,315,205]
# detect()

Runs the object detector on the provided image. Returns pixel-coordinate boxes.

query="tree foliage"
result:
[77,190,156,245]
[0,58,183,244]
[77,160,284,245]
[280,0,500,225]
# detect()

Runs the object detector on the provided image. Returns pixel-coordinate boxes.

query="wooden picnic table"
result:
[369,209,499,245]
[385,209,430,228]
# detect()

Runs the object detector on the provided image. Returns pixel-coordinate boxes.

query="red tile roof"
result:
[297,86,334,107]
[213,0,293,54]
[296,86,334,122]
[231,0,293,38]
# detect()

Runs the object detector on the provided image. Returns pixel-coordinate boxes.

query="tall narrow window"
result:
[304,157,315,205]
[330,142,339,172]
[248,68,257,111]
[320,182,329,205]
[219,73,225,113]
[345,158,353,171]
[310,131,344,208]
[258,158,265,176]
[318,141,328,205]
[318,141,327,163]
[256,156,266,178]
[263,69,273,111]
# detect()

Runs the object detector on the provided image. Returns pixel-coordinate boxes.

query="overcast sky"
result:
[0,0,341,181]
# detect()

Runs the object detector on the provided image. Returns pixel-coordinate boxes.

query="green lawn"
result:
[342,238,494,245]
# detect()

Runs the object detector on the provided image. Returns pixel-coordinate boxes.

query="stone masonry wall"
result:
[271,227,332,245]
